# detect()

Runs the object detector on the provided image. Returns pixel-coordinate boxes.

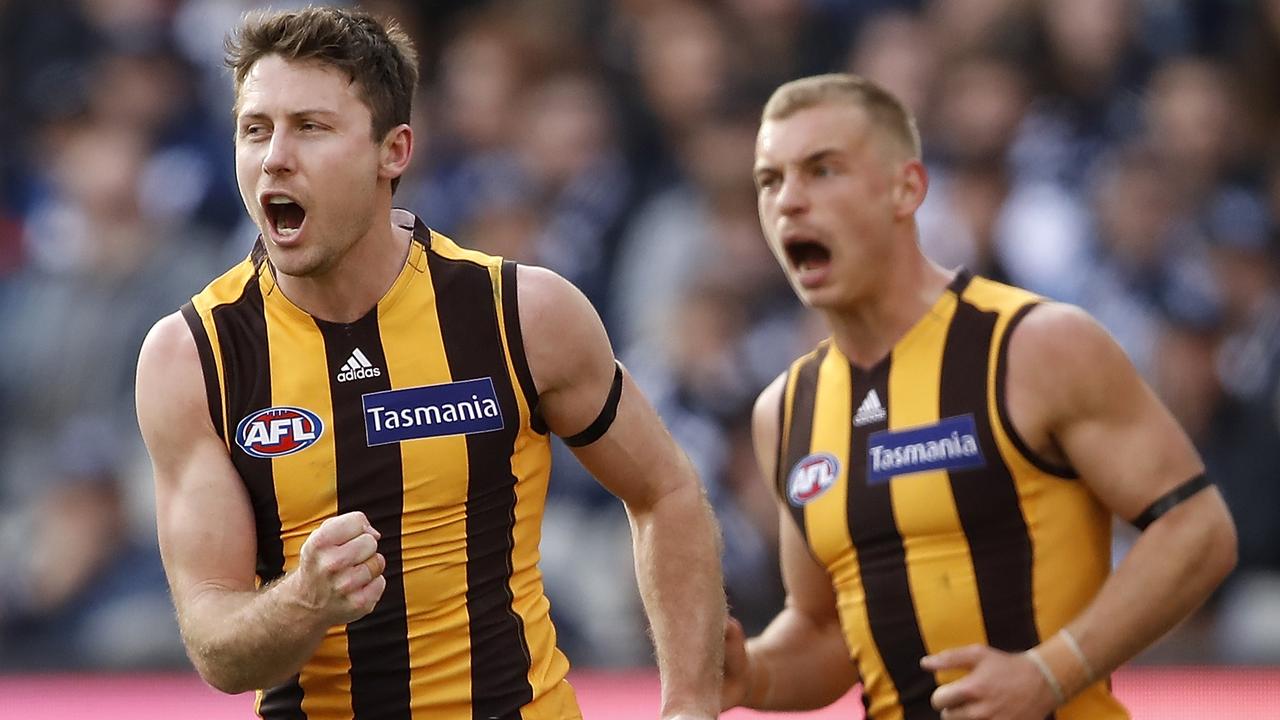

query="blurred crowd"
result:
[1,0,1279,672]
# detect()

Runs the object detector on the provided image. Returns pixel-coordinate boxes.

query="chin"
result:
[265,247,328,278]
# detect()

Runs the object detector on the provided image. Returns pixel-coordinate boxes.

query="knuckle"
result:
[318,554,343,576]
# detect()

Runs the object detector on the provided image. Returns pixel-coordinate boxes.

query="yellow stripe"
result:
[189,258,258,444]
[964,278,1126,718]
[492,261,577,717]
[430,230,501,266]
[885,292,986,686]
[805,349,852,565]
[377,243,474,719]
[262,288,350,719]
[804,347,900,720]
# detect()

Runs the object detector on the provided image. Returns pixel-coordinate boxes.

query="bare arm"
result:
[722,374,858,711]
[926,304,1236,717]
[1015,305,1236,694]
[136,313,385,693]
[517,266,725,720]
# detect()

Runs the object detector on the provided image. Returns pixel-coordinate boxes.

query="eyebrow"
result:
[236,108,340,122]
[755,147,842,175]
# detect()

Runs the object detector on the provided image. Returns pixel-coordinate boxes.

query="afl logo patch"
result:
[236,406,324,458]
[787,453,840,506]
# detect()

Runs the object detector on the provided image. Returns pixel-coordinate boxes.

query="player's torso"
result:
[776,271,1127,720]
[183,217,579,720]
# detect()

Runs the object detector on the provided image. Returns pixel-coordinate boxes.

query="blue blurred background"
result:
[1,0,1278,674]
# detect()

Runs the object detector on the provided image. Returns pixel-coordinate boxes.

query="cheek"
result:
[234,149,261,194]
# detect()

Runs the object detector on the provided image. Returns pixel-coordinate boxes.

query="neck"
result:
[275,208,412,324]
[822,243,954,368]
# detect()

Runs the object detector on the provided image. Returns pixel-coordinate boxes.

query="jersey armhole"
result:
[180,302,227,443]
[500,260,548,435]
[774,373,789,497]
[994,302,1078,479]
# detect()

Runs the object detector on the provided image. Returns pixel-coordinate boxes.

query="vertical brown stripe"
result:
[500,261,546,435]
[940,301,1040,656]
[210,276,305,718]
[779,346,827,535]
[847,359,939,720]
[428,254,533,719]
[316,314,411,720]
[181,302,225,442]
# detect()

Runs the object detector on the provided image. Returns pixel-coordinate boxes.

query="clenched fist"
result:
[291,511,387,626]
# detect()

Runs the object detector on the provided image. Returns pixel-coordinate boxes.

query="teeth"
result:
[268,196,292,205]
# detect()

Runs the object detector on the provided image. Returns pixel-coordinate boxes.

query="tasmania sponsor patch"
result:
[236,406,324,458]
[867,414,985,484]
[787,452,841,506]
[363,377,504,446]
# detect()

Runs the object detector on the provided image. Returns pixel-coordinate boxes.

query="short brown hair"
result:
[226,6,419,143]
[762,73,921,158]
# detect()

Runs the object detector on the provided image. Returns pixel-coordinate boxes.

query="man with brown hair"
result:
[135,7,724,719]
[721,73,1237,719]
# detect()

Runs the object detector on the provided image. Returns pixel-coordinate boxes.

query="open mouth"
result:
[263,194,306,238]
[784,239,832,271]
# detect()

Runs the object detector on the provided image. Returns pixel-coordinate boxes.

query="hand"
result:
[721,615,752,710]
[921,644,1059,720]
[292,511,386,626]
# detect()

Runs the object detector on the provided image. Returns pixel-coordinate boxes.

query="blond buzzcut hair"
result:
[762,73,921,159]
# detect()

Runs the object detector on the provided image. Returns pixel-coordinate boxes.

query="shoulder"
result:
[137,311,212,434]
[514,264,612,395]
[753,372,788,429]
[139,311,200,371]
[515,264,593,326]
[1008,302,1122,370]
[750,371,789,485]
[1006,301,1133,423]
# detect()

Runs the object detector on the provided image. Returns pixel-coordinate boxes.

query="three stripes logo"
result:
[336,348,383,383]
[853,389,887,427]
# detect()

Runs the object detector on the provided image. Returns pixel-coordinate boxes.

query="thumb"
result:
[724,615,746,645]
[921,644,988,672]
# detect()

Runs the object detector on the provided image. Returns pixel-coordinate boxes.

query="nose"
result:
[261,133,295,176]
[775,174,808,217]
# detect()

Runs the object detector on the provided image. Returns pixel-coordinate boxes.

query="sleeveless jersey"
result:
[775,271,1128,720]
[181,213,580,720]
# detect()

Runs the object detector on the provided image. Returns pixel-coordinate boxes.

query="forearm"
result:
[179,574,329,693]
[1035,496,1236,698]
[630,482,726,719]
[743,607,857,710]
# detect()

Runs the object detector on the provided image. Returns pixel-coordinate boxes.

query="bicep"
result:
[1012,305,1204,521]
[137,315,259,610]
[753,374,838,621]
[517,265,693,508]
[777,505,840,622]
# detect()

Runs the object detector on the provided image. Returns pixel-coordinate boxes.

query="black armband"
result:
[563,361,624,447]
[1131,473,1212,531]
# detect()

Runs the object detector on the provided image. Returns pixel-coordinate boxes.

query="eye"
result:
[755,173,780,192]
[241,123,269,140]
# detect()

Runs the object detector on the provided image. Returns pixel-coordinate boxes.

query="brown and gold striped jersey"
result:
[180,213,580,720]
[775,270,1128,720]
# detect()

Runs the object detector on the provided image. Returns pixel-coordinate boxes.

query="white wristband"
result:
[1025,647,1066,705]
[1058,627,1097,685]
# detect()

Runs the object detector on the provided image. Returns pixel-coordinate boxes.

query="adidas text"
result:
[338,366,382,383]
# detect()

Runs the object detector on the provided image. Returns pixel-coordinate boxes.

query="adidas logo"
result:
[853,389,886,427]
[336,348,382,383]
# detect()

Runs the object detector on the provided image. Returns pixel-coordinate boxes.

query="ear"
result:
[893,158,928,218]
[378,124,413,182]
